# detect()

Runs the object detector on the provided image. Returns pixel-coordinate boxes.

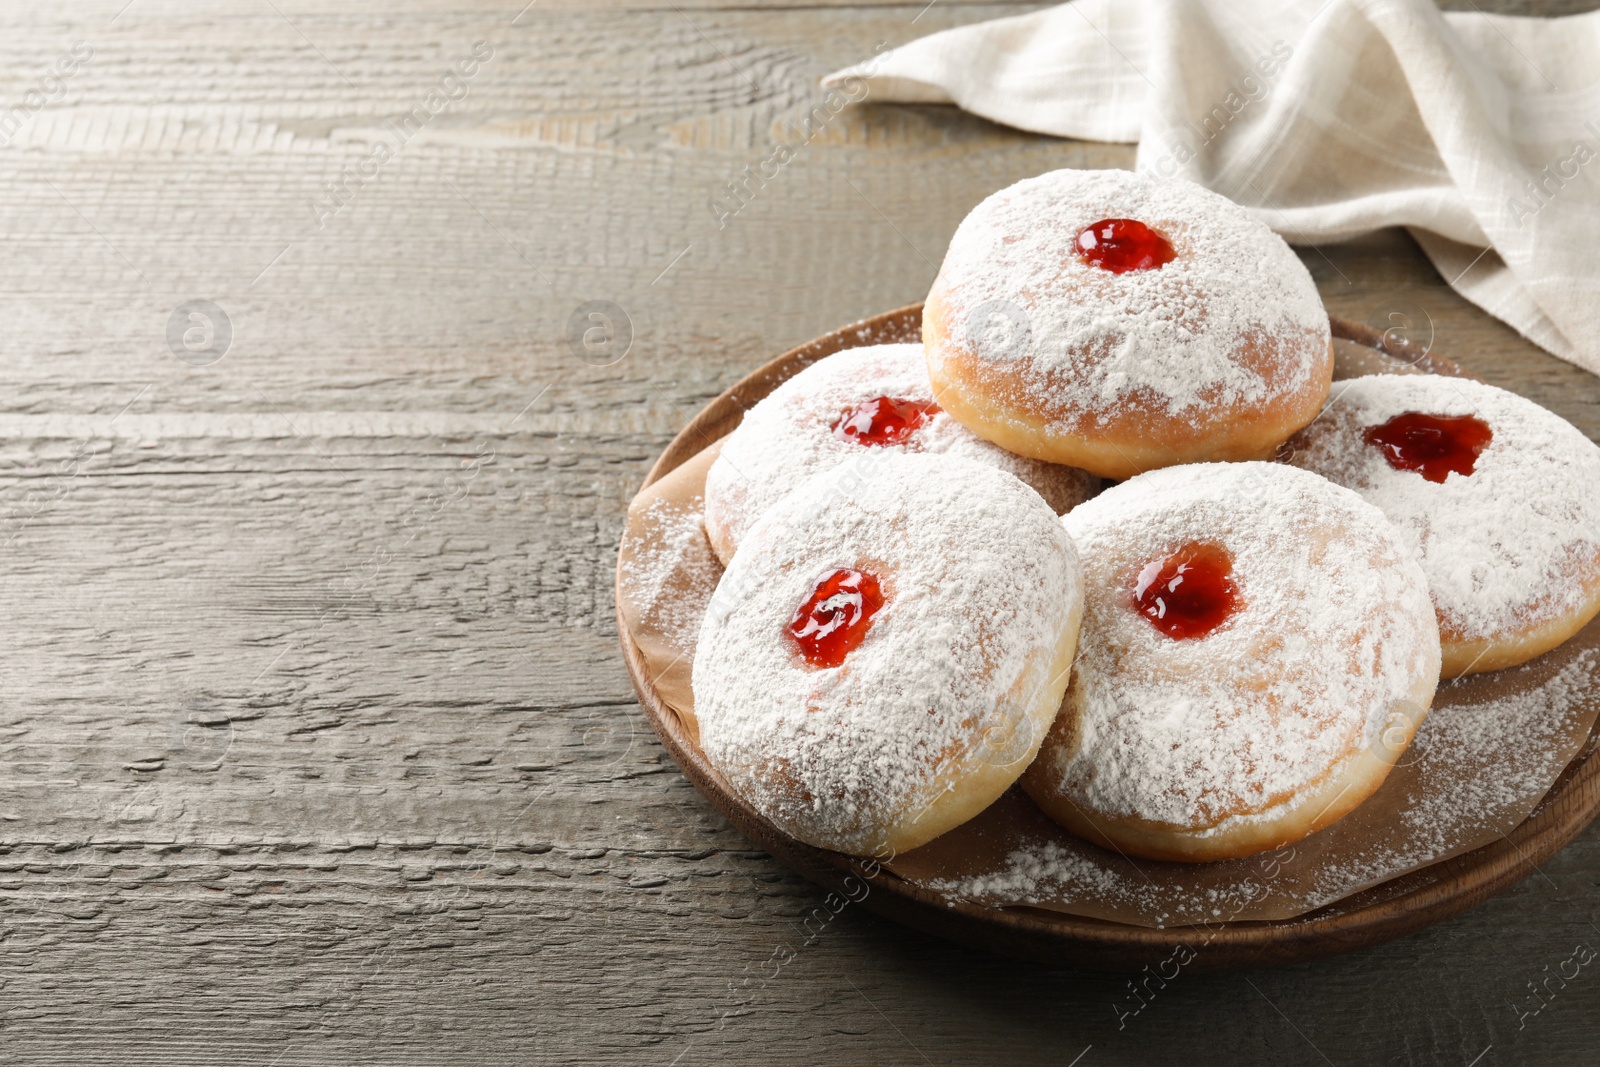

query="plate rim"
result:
[616,303,1600,971]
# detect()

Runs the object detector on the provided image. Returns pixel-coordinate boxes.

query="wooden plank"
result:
[0,1,1597,1064]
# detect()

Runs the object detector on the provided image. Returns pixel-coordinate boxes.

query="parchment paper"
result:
[616,355,1600,929]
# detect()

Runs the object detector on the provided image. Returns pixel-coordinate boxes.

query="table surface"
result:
[5,1,1600,1064]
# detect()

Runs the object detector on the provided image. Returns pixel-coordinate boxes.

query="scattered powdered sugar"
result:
[927,839,1179,920]
[1284,374,1600,642]
[922,648,1600,927]
[920,838,1282,927]
[830,313,918,349]
[1389,649,1598,853]
[693,452,1082,855]
[927,168,1328,428]
[619,496,723,654]
[703,343,1097,558]
[1042,462,1438,830]
[1301,648,1600,902]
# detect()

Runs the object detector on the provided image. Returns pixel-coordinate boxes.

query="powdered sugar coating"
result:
[1283,375,1600,643]
[703,344,1097,559]
[693,452,1083,855]
[926,169,1328,431]
[1039,462,1439,832]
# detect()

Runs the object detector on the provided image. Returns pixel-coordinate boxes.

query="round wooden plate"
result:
[616,305,1600,971]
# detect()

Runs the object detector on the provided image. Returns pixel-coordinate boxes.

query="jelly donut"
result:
[702,343,1097,565]
[923,168,1332,480]
[1283,375,1600,677]
[694,452,1085,855]
[1022,463,1440,863]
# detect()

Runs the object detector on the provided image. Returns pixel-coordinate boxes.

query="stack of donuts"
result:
[691,168,1600,863]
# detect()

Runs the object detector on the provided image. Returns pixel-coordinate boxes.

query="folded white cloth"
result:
[824,0,1600,373]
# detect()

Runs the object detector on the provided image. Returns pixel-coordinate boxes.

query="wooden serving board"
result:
[615,304,1600,972]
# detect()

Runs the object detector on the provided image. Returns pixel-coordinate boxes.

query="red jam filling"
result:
[833,396,940,447]
[1075,218,1176,274]
[1132,542,1238,639]
[1362,412,1493,483]
[788,568,884,668]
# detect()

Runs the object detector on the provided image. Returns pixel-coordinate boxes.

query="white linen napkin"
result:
[823,0,1600,373]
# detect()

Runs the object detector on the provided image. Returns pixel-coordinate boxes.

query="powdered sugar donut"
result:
[1283,375,1600,677]
[923,169,1332,480]
[694,452,1085,856]
[1022,463,1440,863]
[702,343,1097,565]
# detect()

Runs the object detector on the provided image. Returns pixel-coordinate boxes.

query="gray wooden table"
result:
[2,1,1598,1063]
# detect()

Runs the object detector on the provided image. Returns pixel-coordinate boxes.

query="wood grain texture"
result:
[0,1,1598,1065]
